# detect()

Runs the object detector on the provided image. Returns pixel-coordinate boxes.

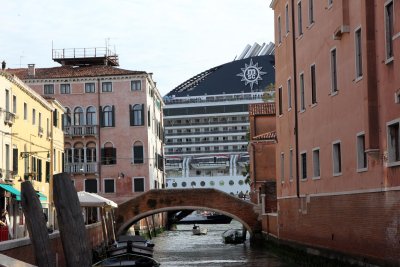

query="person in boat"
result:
[193,224,198,229]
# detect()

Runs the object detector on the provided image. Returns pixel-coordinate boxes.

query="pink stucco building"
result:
[269,0,400,265]
[9,48,164,205]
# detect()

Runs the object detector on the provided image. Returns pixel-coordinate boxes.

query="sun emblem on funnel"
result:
[236,59,267,90]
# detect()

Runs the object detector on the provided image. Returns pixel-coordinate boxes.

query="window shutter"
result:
[148,108,151,127]
[112,147,117,164]
[99,106,104,127]
[53,109,58,127]
[112,105,115,127]
[141,104,145,126]
[13,148,18,173]
[129,104,134,126]
[101,148,105,164]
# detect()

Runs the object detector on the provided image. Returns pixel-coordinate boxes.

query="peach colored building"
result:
[248,103,276,213]
[9,48,164,206]
[269,0,400,265]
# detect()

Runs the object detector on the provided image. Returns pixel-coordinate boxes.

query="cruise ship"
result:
[163,43,275,196]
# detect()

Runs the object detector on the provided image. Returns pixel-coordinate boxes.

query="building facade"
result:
[163,43,275,196]
[270,0,400,265]
[0,70,64,239]
[10,48,165,205]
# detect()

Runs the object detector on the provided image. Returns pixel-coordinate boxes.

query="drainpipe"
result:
[291,0,300,198]
[97,78,102,191]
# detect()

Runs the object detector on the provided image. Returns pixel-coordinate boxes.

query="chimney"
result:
[1,61,5,70]
[28,64,35,77]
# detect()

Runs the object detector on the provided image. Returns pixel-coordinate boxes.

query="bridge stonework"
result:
[115,189,261,237]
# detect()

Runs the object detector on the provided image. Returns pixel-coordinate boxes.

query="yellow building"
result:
[0,71,64,239]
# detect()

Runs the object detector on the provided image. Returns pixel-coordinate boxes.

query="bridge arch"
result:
[114,189,261,237]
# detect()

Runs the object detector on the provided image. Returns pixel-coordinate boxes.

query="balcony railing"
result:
[63,125,98,137]
[4,111,15,126]
[65,162,98,174]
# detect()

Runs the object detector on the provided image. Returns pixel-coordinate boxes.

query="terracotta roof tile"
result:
[7,65,146,79]
[253,130,276,141]
[249,103,275,116]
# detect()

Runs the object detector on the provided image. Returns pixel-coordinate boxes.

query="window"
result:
[300,152,307,179]
[133,142,144,164]
[311,64,317,104]
[355,28,363,78]
[44,84,54,94]
[278,86,283,115]
[333,141,342,175]
[24,103,27,120]
[298,1,303,36]
[285,3,290,34]
[131,80,142,91]
[63,107,72,128]
[328,0,333,6]
[130,104,144,126]
[133,178,145,192]
[74,145,84,163]
[85,83,95,93]
[312,148,320,178]
[60,84,71,94]
[287,78,292,109]
[357,133,367,170]
[102,82,112,92]
[101,143,116,165]
[308,0,314,24]
[86,143,97,163]
[32,109,36,125]
[278,16,282,44]
[289,149,293,181]
[13,147,18,174]
[331,48,338,93]
[74,107,84,125]
[104,179,115,193]
[12,95,16,113]
[280,153,285,182]
[387,120,400,164]
[300,73,305,111]
[385,1,394,60]
[85,179,98,193]
[86,107,96,125]
[101,105,115,127]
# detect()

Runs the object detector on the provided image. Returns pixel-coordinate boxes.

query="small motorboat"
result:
[222,229,244,244]
[192,225,208,235]
[92,253,160,267]
[107,235,155,258]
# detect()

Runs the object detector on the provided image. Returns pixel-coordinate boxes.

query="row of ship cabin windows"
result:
[43,80,142,95]
[277,1,394,62]
[167,145,248,153]
[167,180,245,188]
[165,116,249,125]
[79,177,146,194]
[166,135,246,143]
[166,126,248,135]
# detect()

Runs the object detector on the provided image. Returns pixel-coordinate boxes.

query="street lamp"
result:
[20,151,50,160]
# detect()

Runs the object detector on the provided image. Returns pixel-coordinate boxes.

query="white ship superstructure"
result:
[163,43,275,195]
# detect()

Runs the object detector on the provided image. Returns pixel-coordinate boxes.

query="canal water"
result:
[151,220,291,267]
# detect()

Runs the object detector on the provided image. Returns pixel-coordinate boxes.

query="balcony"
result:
[4,111,15,126]
[63,125,98,137]
[65,162,98,174]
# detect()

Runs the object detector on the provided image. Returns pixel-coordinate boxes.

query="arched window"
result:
[74,107,84,126]
[101,142,116,165]
[62,107,71,128]
[86,106,96,125]
[86,142,97,163]
[133,141,144,164]
[102,106,114,127]
[130,104,144,126]
[73,143,84,163]
[65,143,72,164]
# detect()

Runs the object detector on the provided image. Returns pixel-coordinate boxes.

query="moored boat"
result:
[107,235,154,258]
[222,229,244,244]
[192,225,208,235]
[92,253,160,267]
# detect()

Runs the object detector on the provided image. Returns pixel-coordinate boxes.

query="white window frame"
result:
[278,15,282,44]
[308,0,314,25]
[102,82,113,92]
[289,148,294,181]
[60,83,71,94]
[280,152,285,183]
[278,86,283,115]
[299,72,305,111]
[103,178,116,193]
[287,78,292,110]
[44,84,54,95]
[310,63,317,105]
[387,119,400,167]
[285,3,290,34]
[131,80,142,91]
[297,0,303,36]
[312,147,320,179]
[356,132,368,172]
[132,177,145,192]
[332,140,342,176]
[384,0,394,62]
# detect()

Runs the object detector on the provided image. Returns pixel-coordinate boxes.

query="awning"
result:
[77,191,118,208]
[0,184,21,201]
[36,191,48,202]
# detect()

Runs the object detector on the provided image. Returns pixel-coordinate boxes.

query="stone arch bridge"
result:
[114,188,261,237]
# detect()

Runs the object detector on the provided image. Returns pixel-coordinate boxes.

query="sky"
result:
[1,0,275,96]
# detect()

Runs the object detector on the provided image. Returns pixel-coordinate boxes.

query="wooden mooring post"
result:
[53,173,92,267]
[21,181,55,267]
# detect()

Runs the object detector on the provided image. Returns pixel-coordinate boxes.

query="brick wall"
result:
[276,190,400,266]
